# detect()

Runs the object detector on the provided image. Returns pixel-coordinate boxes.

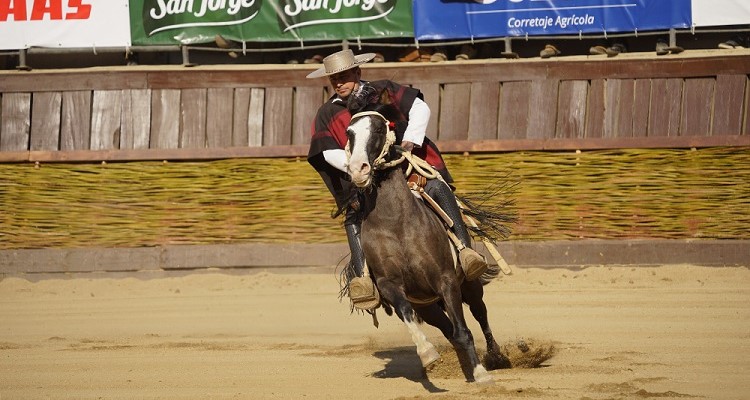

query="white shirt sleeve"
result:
[402,97,430,147]
[323,149,348,173]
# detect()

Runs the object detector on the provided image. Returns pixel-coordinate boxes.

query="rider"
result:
[306,49,488,311]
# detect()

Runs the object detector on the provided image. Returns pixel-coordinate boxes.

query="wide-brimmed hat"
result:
[305,49,376,79]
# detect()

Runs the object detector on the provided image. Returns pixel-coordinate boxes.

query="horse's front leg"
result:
[442,284,493,383]
[375,277,440,369]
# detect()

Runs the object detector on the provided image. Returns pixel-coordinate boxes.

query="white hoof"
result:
[418,344,440,368]
[473,365,494,384]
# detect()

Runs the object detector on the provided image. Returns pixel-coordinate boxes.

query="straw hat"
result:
[306,49,376,79]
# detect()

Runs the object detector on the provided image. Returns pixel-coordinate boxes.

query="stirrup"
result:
[349,277,380,311]
[460,248,488,281]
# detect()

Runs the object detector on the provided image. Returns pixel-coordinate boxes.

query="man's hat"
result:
[306,49,376,79]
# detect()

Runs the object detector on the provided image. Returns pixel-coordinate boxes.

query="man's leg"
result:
[425,179,488,281]
[344,218,380,311]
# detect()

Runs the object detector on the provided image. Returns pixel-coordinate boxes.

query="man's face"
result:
[328,67,360,99]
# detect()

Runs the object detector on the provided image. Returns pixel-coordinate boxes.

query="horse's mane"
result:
[347,83,400,122]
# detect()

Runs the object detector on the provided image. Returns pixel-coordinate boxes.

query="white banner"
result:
[0,0,131,50]
[692,0,750,27]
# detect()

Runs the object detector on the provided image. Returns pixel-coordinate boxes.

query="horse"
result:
[343,92,511,383]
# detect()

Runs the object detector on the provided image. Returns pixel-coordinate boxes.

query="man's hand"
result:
[400,141,416,152]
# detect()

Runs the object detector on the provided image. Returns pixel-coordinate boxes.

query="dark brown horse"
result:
[344,98,510,383]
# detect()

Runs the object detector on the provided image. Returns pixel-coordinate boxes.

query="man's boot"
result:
[345,223,380,310]
[425,180,489,281]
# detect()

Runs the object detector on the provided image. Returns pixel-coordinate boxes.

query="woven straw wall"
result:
[1,147,748,250]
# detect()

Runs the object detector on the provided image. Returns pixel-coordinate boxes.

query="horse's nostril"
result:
[361,163,370,174]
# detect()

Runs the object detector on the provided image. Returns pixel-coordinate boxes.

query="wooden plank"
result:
[150,89,181,149]
[263,87,293,146]
[556,80,588,139]
[206,88,234,148]
[180,88,207,148]
[468,82,500,140]
[292,86,323,146]
[438,83,471,141]
[419,83,440,139]
[527,79,559,139]
[0,93,31,151]
[648,79,682,137]
[745,79,750,136]
[680,78,715,136]
[1,71,149,93]
[712,75,746,136]
[60,91,91,150]
[616,79,635,138]
[120,89,151,150]
[603,79,619,138]
[232,88,250,147]
[30,92,62,151]
[248,88,265,146]
[497,81,530,140]
[585,79,605,138]
[632,79,651,137]
[90,90,122,150]
[604,79,635,138]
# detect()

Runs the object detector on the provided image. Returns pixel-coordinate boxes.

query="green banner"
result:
[130,0,414,45]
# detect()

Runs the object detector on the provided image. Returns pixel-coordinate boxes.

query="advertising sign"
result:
[414,0,692,40]
[692,0,750,27]
[0,0,131,50]
[129,0,413,45]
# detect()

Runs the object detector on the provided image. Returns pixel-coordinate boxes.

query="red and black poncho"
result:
[307,79,453,209]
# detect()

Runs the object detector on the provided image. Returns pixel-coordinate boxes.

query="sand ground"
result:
[1,264,748,400]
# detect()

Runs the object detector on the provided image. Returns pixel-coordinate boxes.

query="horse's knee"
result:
[392,300,416,323]
[451,327,474,350]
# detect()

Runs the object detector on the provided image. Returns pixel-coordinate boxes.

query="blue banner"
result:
[414,0,692,40]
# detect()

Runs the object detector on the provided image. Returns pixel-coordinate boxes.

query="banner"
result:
[129,0,413,45]
[692,0,750,27]
[414,0,692,40]
[0,0,131,50]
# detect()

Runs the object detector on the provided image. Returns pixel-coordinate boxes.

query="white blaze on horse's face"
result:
[347,116,375,188]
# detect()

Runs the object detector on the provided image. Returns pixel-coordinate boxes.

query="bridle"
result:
[347,111,397,170]
[347,111,443,180]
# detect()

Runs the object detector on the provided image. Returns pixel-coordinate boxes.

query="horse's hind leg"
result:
[461,279,511,370]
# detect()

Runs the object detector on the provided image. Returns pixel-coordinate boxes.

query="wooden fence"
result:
[0,51,748,162]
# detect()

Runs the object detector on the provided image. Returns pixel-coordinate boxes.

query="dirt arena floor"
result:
[1,264,748,399]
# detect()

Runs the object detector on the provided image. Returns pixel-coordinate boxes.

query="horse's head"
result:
[345,85,399,188]
[346,111,393,188]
